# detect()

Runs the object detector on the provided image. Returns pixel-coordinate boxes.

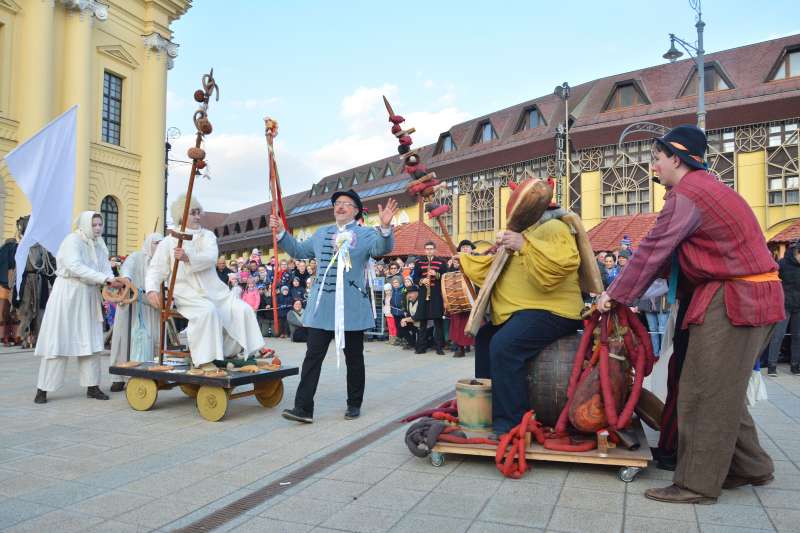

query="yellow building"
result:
[212,35,800,260]
[0,0,191,256]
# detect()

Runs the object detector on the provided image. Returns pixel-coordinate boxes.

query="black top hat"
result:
[407,284,420,293]
[331,189,364,220]
[457,239,476,251]
[655,124,707,171]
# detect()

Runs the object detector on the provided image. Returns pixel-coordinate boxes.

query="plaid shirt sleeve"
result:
[607,192,701,306]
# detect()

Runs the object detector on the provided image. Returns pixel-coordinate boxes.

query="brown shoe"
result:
[644,484,717,504]
[722,473,774,490]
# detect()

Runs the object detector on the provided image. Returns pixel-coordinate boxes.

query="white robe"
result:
[110,250,161,369]
[145,228,263,365]
[35,232,112,358]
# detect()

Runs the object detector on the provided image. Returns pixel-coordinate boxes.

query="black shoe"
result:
[34,389,47,404]
[110,381,125,392]
[87,386,109,400]
[344,406,360,420]
[282,408,313,424]
[768,366,778,377]
[414,349,426,354]
[791,365,800,375]
[656,453,677,471]
[453,349,465,358]
[436,348,445,355]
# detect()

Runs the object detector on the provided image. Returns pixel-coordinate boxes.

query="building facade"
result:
[211,35,800,259]
[0,0,191,255]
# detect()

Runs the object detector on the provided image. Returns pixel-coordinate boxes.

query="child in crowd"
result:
[290,276,305,303]
[257,287,273,337]
[304,277,313,304]
[389,277,406,345]
[277,285,293,338]
[382,283,397,344]
[242,277,260,311]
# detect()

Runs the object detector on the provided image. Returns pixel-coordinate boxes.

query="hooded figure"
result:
[145,196,265,369]
[34,211,116,403]
[109,233,164,391]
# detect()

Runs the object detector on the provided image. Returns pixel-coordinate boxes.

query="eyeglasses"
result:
[333,201,355,208]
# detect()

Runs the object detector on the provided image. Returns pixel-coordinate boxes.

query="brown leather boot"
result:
[644,484,716,504]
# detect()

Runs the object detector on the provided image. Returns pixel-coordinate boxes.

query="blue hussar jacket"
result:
[278,221,394,331]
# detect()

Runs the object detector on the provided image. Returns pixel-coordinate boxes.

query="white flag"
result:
[4,106,77,292]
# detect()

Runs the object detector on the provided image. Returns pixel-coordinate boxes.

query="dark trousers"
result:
[416,318,444,352]
[767,310,800,367]
[293,328,365,415]
[657,297,691,455]
[475,310,581,434]
[398,322,417,347]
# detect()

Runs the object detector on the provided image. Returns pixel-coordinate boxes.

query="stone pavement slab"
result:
[1,343,800,531]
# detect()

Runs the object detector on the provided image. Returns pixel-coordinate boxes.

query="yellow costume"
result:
[460,219,582,324]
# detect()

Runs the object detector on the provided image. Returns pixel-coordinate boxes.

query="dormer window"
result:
[234,223,241,234]
[367,168,377,182]
[473,121,498,144]
[245,220,254,231]
[516,106,545,132]
[770,47,800,80]
[435,133,456,154]
[323,182,331,193]
[681,64,732,96]
[259,216,267,228]
[384,165,393,177]
[604,82,649,111]
[223,226,229,236]
[336,178,344,189]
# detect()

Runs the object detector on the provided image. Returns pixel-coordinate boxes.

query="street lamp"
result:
[662,0,706,130]
[554,82,571,206]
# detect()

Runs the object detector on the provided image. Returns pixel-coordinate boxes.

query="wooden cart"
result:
[109,362,298,422]
[429,418,652,483]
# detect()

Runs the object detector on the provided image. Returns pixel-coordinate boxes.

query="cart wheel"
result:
[126,378,158,411]
[179,384,199,398]
[430,452,445,467]
[254,380,284,408]
[618,466,641,483]
[196,386,229,422]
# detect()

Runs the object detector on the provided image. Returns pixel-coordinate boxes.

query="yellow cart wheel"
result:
[180,384,199,398]
[126,378,158,411]
[254,380,284,408]
[196,386,229,422]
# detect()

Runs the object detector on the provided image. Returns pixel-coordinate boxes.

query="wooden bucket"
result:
[455,378,492,432]
[526,333,581,427]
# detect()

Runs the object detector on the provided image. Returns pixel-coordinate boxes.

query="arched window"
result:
[100,196,119,256]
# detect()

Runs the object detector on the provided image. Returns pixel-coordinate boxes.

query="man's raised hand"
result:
[377,198,399,228]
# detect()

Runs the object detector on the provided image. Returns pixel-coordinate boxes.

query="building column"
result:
[139,32,177,233]
[13,0,56,220]
[60,0,107,217]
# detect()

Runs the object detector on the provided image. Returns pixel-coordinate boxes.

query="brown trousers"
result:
[674,288,774,497]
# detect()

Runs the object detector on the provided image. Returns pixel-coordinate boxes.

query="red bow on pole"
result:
[264,118,289,335]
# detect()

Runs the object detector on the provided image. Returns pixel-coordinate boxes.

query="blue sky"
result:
[165,0,799,214]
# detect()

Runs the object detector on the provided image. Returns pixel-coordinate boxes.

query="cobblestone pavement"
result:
[0,340,799,532]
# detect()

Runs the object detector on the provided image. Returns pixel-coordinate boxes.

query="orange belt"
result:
[730,271,780,283]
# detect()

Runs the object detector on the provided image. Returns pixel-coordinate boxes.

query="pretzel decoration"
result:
[102,278,137,305]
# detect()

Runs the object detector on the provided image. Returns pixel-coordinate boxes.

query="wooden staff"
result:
[264,118,283,335]
[158,69,219,364]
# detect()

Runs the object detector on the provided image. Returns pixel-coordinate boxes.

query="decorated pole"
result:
[159,69,219,363]
[264,118,288,335]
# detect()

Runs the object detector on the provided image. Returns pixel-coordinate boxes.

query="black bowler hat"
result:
[407,284,420,293]
[457,239,475,251]
[655,125,708,171]
[331,189,364,220]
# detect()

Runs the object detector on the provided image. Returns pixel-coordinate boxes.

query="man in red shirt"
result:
[597,125,783,504]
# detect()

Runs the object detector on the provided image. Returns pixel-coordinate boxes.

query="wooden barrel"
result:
[526,333,581,427]
[455,378,492,432]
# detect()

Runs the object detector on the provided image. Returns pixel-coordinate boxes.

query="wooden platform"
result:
[109,362,299,422]
[431,419,652,482]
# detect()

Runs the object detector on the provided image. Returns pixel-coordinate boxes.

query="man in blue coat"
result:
[270,189,397,422]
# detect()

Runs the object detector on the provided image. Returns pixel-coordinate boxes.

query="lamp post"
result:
[663,0,706,130]
[554,82,571,205]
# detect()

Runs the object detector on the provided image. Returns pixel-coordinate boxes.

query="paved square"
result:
[0,341,799,531]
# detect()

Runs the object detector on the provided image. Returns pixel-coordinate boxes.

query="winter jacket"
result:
[779,245,800,312]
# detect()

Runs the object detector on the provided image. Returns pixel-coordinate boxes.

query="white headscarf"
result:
[142,232,164,258]
[74,211,110,268]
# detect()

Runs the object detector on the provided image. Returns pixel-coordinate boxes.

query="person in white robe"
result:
[145,195,265,370]
[34,211,121,404]
[109,233,163,391]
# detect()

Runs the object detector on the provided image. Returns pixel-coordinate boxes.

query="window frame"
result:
[101,71,123,146]
[472,121,498,145]
[603,81,649,112]
[769,47,800,81]
[100,196,119,256]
